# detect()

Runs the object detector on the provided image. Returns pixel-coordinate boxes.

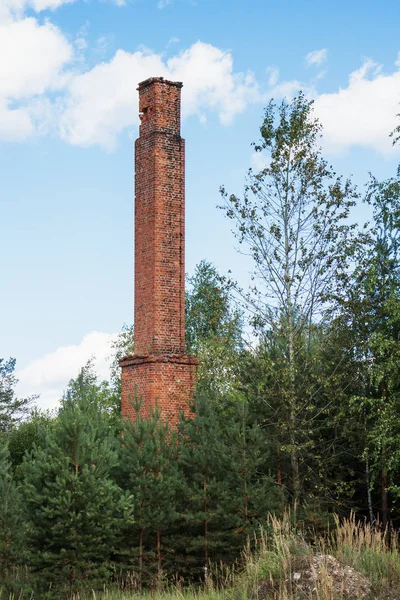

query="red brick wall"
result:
[121,355,198,426]
[135,78,185,355]
[121,77,198,425]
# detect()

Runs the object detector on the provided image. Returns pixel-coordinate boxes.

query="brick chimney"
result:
[120,77,199,425]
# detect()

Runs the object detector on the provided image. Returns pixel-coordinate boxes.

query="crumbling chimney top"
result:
[137,77,183,90]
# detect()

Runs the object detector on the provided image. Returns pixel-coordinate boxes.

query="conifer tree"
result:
[7,409,53,470]
[0,439,26,593]
[0,357,34,432]
[22,380,133,598]
[177,390,235,577]
[118,401,182,587]
[221,401,283,549]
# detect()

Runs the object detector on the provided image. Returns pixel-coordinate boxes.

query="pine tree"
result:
[221,401,283,550]
[177,390,235,578]
[0,439,26,593]
[0,357,34,432]
[7,409,53,470]
[118,401,182,588]
[22,385,133,598]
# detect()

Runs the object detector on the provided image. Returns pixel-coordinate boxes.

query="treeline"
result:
[1,92,400,598]
[0,363,281,598]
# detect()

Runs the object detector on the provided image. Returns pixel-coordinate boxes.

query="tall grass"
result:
[332,513,400,588]
[2,514,400,600]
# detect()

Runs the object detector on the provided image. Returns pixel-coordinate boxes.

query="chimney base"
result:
[120,354,199,426]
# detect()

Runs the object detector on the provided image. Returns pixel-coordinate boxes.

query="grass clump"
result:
[3,514,400,600]
[332,513,400,595]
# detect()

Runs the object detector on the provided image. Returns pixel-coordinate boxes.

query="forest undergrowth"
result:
[3,514,400,600]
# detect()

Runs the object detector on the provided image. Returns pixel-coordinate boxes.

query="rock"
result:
[253,553,371,599]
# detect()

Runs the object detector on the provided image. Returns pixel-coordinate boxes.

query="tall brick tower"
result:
[120,77,198,425]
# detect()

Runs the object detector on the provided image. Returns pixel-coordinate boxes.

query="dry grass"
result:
[2,514,400,600]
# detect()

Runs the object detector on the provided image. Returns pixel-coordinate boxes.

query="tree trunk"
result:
[276,445,282,486]
[242,403,248,525]
[139,528,144,591]
[156,528,162,584]
[381,449,388,530]
[203,469,208,568]
[365,452,374,524]
[290,429,300,508]
[288,317,300,505]
[283,161,300,508]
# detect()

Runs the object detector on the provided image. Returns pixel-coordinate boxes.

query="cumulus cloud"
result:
[0,4,399,159]
[1,0,123,19]
[263,55,400,156]
[268,78,311,100]
[0,16,72,140]
[306,48,328,67]
[313,57,400,155]
[60,42,260,148]
[0,18,72,97]
[16,331,118,410]
[1,0,75,21]
[266,66,279,86]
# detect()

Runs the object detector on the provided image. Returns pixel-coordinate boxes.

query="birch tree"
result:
[220,93,358,504]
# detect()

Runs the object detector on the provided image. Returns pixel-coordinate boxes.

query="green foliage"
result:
[118,400,182,586]
[0,439,26,593]
[334,167,400,524]
[390,101,400,151]
[109,324,135,394]
[186,260,242,354]
[186,260,243,398]
[177,392,233,574]
[7,409,54,471]
[220,92,358,332]
[63,359,121,422]
[3,96,400,597]
[177,390,282,577]
[219,401,283,540]
[22,387,132,598]
[220,93,360,505]
[0,358,35,433]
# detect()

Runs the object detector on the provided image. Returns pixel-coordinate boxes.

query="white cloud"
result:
[1,0,75,20]
[0,18,72,98]
[60,42,260,148]
[0,16,72,140]
[251,150,270,171]
[263,55,400,156]
[167,36,180,47]
[314,57,400,155]
[169,43,259,124]
[59,49,165,148]
[0,100,33,140]
[266,66,279,86]
[1,0,124,19]
[306,48,328,67]
[0,8,399,159]
[16,331,118,410]
[75,37,87,51]
[268,79,311,100]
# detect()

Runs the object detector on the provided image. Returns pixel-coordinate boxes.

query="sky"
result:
[1,0,400,410]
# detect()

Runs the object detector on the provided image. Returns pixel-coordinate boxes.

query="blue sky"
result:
[1,0,399,408]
